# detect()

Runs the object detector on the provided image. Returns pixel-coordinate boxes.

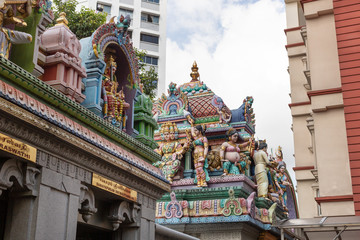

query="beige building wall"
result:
[285,0,355,218]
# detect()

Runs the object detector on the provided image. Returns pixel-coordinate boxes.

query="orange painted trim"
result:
[285,42,305,49]
[288,101,311,108]
[307,87,342,97]
[284,26,304,33]
[292,166,315,171]
[315,195,354,204]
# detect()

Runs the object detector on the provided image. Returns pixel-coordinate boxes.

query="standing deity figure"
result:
[153,122,188,183]
[102,55,129,128]
[220,128,251,175]
[275,163,292,209]
[190,124,209,187]
[253,141,271,198]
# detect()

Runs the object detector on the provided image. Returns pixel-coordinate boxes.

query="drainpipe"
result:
[155,224,199,240]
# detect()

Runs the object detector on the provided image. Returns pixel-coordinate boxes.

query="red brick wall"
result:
[333,0,360,215]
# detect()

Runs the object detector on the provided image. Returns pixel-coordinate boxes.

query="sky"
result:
[165,0,296,182]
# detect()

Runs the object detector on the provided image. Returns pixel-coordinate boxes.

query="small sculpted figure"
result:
[189,120,209,187]
[275,163,292,210]
[102,55,129,128]
[253,141,271,198]
[0,0,33,58]
[207,150,221,171]
[153,122,188,183]
[220,128,251,175]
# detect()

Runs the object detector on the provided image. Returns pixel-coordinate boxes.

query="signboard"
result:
[92,173,137,202]
[0,132,37,162]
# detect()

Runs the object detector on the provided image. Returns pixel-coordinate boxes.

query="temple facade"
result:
[0,2,173,239]
[152,63,298,239]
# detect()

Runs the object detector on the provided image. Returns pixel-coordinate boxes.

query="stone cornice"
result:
[0,97,170,196]
[0,57,161,163]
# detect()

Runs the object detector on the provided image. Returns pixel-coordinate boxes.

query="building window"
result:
[119,8,133,19]
[97,3,111,15]
[141,56,158,65]
[142,0,159,4]
[140,34,159,44]
[141,13,159,24]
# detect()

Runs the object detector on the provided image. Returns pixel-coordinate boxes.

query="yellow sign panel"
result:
[0,133,37,162]
[92,173,137,202]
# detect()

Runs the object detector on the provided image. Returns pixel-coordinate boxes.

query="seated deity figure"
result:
[153,122,188,183]
[220,128,251,175]
[275,162,292,210]
[253,141,271,198]
[102,55,129,128]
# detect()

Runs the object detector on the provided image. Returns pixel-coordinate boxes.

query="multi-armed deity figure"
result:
[153,122,189,183]
[220,128,251,175]
[102,55,129,128]
[0,0,34,58]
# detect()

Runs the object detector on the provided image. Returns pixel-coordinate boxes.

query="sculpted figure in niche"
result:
[220,128,251,176]
[153,122,188,183]
[102,55,129,128]
[253,141,271,198]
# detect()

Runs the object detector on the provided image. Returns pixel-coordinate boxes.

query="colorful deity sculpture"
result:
[189,123,209,187]
[220,128,251,175]
[102,55,130,128]
[0,0,33,58]
[253,141,272,198]
[275,162,292,210]
[153,122,189,183]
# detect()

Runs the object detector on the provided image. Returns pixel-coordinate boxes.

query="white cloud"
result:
[166,0,296,183]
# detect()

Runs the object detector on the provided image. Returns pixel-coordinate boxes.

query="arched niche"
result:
[81,22,141,134]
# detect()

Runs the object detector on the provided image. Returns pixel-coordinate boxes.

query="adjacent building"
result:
[78,0,167,97]
[280,0,360,238]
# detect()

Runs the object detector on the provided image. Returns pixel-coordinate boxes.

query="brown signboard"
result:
[0,133,37,162]
[92,173,137,202]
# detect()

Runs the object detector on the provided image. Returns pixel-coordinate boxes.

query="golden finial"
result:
[190,61,200,82]
[56,12,69,28]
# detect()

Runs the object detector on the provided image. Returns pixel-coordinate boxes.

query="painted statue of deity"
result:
[253,141,271,198]
[0,0,33,58]
[220,128,251,176]
[275,162,292,210]
[153,122,188,183]
[190,124,209,187]
[102,55,129,128]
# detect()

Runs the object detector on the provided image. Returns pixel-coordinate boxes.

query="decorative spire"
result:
[56,12,69,28]
[190,61,200,82]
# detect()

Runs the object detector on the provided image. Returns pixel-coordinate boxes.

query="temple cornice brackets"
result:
[108,201,140,231]
[79,184,98,223]
[0,159,40,196]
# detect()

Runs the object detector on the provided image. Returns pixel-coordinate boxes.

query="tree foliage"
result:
[51,0,107,39]
[135,48,159,100]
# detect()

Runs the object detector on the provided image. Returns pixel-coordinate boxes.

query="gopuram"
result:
[0,2,176,239]
[152,62,298,239]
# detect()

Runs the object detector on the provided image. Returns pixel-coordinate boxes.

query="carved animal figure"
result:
[231,96,254,123]
[207,150,221,171]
